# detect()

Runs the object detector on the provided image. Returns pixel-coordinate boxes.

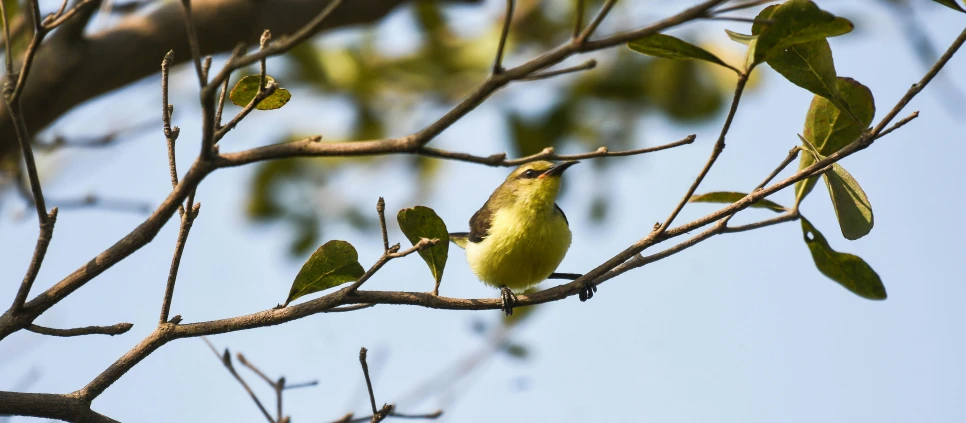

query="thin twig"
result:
[27,322,133,337]
[178,0,205,87]
[417,134,695,167]
[202,338,276,423]
[492,0,514,74]
[577,0,617,43]
[757,146,800,191]
[158,203,200,324]
[338,410,444,423]
[10,208,56,311]
[572,0,584,39]
[713,0,776,15]
[358,348,393,423]
[377,197,389,252]
[519,59,597,81]
[875,111,919,140]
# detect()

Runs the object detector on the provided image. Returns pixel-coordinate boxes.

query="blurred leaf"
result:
[752,0,853,65]
[589,195,608,224]
[397,206,449,289]
[230,75,292,110]
[796,77,875,203]
[289,217,320,256]
[931,0,966,13]
[801,218,886,299]
[288,43,329,88]
[767,40,838,100]
[689,191,786,212]
[725,29,754,45]
[644,59,723,121]
[502,343,530,360]
[628,34,733,70]
[286,240,365,305]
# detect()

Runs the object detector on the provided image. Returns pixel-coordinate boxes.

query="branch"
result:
[0,391,119,422]
[26,322,133,337]
[359,347,393,423]
[202,337,276,423]
[158,202,200,324]
[519,59,597,81]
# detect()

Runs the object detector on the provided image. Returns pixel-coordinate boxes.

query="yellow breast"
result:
[464,205,572,292]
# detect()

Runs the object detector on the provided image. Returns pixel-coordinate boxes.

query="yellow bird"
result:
[450,160,580,315]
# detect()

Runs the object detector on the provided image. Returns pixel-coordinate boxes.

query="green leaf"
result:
[286,240,365,305]
[796,77,875,203]
[752,0,854,65]
[932,0,966,13]
[725,29,755,45]
[824,162,874,240]
[397,206,449,293]
[689,191,786,212]
[229,75,292,110]
[767,39,838,100]
[801,218,886,300]
[805,77,875,154]
[628,34,734,70]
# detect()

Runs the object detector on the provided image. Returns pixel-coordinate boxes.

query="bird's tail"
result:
[449,232,469,249]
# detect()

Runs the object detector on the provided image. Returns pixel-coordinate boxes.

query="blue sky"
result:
[1,1,965,422]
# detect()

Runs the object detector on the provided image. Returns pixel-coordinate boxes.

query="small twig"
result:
[215,44,246,131]
[325,303,377,313]
[10,208,56,311]
[572,0,584,39]
[519,59,597,82]
[158,202,200,324]
[235,352,287,422]
[26,322,132,337]
[34,120,156,151]
[875,111,919,140]
[417,134,695,167]
[337,410,444,423]
[756,146,801,191]
[703,15,765,24]
[283,380,319,390]
[358,348,393,423]
[178,0,206,87]
[492,0,515,74]
[202,338,276,423]
[259,29,271,90]
[341,239,438,298]
[377,197,389,252]
[42,0,97,30]
[577,0,617,43]
[161,50,184,217]
[213,82,278,142]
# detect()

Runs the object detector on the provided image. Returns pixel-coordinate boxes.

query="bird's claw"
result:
[578,282,597,302]
[500,286,517,316]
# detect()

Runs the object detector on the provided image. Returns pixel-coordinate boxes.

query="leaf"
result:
[824,162,874,240]
[628,34,734,70]
[230,75,292,110]
[689,191,786,212]
[397,206,449,292]
[805,77,875,154]
[286,240,365,305]
[932,0,966,13]
[752,0,854,65]
[801,218,886,300]
[767,39,838,100]
[725,29,755,45]
[796,77,875,203]
[503,343,530,360]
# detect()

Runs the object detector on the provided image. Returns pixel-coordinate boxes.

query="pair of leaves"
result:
[932,0,966,13]
[798,136,874,241]
[230,75,292,110]
[284,205,450,305]
[689,192,884,300]
[794,76,876,241]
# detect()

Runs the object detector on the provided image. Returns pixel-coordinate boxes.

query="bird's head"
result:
[496,160,579,207]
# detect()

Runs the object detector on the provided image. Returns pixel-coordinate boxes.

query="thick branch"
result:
[26,322,133,337]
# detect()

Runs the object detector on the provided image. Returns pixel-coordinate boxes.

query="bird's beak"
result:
[539,161,579,178]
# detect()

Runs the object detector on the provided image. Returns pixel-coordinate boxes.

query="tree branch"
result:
[26,322,133,337]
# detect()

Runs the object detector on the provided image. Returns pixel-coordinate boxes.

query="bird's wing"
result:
[468,205,492,243]
[449,232,469,249]
[554,203,569,226]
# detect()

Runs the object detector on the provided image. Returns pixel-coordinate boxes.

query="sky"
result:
[1,1,965,422]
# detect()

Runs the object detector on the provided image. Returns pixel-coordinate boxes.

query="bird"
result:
[449,160,583,316]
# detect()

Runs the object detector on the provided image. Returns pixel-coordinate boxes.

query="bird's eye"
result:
[522,169,537,178]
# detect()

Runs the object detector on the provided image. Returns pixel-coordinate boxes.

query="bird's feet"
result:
[578,282,597,302]
[500,286,517,316]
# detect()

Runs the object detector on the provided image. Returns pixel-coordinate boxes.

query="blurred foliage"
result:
[247,1,752,254]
